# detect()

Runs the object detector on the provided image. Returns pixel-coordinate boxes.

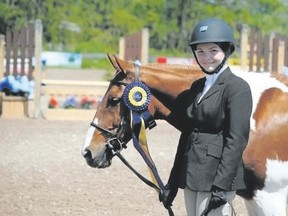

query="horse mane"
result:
[147,62,198,69]
[112,57,203,81]
[141,65,202,83]
[121,58,200,73]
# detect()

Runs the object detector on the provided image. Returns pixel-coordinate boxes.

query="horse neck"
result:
[137,65,203,125]
[140,65,203,99]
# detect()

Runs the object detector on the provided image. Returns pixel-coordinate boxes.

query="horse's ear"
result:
[106,53,127,72]
[113,55,127,73]
[107,54,132,76]
[107,53,118,69]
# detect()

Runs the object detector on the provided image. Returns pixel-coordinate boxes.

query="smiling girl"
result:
[159,18,253,216]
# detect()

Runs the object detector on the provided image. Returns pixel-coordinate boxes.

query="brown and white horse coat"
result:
[82,56,288,215]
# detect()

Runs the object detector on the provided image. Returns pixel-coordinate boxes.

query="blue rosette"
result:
[122,81,151,111]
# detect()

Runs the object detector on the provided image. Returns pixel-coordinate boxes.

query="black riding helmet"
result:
[189,18,235,74]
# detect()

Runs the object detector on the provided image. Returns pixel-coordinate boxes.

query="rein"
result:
[90,63,174,216]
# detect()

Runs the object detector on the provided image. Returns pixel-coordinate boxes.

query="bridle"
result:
[90,79,130,156]
[90,113,129,156]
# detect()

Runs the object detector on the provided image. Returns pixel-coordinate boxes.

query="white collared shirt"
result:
[198,64,228,102]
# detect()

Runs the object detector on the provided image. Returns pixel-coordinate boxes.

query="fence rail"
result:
[41,80,109,120]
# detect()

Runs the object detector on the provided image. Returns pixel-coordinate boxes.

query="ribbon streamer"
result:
[130,110,164,189]
[122,80,162,189]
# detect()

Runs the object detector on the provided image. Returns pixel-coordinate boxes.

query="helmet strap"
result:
[191,49,228,75]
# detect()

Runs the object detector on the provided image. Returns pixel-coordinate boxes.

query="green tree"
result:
[1,0,288,55]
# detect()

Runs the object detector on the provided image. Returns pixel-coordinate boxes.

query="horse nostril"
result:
[83,149,92,160]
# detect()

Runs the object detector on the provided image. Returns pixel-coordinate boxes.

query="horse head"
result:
[81,54,202,168]
[81,55,135,168]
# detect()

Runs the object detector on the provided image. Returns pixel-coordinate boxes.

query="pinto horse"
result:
[241,87,288,215]
[82,54,288,215]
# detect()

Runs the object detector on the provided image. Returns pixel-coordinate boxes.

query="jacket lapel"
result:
[198,68,231,103]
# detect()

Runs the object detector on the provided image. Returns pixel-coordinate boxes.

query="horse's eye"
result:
[108,97,121,106]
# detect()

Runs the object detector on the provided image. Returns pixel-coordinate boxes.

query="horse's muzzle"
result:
[82,148,112,168]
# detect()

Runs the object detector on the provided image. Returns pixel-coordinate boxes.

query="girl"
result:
[160,18,253,216]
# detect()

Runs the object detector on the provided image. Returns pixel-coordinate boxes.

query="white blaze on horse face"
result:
[82,127,95,155]
[81,118,98,156]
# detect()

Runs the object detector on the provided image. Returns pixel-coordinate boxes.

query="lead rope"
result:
[127,111,174,216]
[114,151,174,216]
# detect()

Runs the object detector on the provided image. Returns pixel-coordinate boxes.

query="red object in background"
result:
[156,57,167,63]
[49,96,58,108]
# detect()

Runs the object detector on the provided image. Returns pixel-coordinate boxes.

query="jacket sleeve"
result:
[167,132,188,189]
[168,79,203,132]
[213,79,252,190]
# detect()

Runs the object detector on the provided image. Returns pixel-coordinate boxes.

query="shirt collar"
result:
[205,64,228,84]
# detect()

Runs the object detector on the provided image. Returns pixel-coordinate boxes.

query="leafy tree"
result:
[0,2,26,33]
[1,0,288,55]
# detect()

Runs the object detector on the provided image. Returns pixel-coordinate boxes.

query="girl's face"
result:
[195,43,225,73]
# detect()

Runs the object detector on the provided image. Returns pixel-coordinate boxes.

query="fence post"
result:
[271,35,279,74]
[285,38,288,67]
[240,25,248,71]
[119,28,149,64]
[28,23,35,80]
[266,32,275,73]
[263,35,269,72]
[5,32,12,76]
[141,28,149,64]
[119,37,125,60]
[32,19,43,118]
[12,30,18,76]
[256,30,262,72]
[278,40,285,74]
[249,28,256,72]
[0,35,5,80]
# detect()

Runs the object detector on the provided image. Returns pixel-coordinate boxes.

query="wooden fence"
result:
[0,20,42,118]
[3,23,35,79]
[2,22,287,119]
[41,80,108,120]
[241,26,288,74]
[119,28,149,64]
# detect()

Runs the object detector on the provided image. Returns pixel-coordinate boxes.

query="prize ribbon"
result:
[122,81,163,188]
[122,81,151,112]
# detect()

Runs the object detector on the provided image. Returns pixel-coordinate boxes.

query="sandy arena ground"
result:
[0,68,248,215]
[0,118,248,216]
